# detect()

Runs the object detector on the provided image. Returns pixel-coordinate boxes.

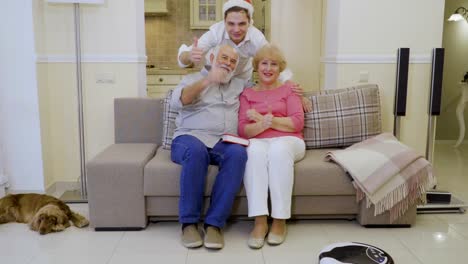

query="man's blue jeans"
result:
[171,135,247,228]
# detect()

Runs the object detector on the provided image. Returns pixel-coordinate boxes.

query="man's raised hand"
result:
[190,37,203,64]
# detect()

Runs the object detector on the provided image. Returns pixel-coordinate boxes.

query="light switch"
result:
[359,71,369,83]
[96,72,115,84]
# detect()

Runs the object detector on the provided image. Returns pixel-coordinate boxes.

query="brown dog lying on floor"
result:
[0,193,89,234]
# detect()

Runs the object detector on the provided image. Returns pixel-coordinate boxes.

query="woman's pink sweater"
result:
[238,83,304,139]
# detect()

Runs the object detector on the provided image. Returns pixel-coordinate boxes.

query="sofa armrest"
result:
[114,97,163,145]
[87,143,158,230]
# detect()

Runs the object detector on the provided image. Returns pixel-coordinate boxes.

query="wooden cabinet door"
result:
[147,74,183,98]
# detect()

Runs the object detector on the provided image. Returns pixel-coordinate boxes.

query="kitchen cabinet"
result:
[144,0,168,15]
[147,74,183,98]
[190,0,223,29]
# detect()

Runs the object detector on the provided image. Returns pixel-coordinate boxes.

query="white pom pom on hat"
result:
[222,0,254,18]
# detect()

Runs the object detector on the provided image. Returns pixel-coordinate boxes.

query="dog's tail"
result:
[69,211,89,228]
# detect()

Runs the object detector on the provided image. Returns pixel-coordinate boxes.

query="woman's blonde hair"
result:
[252,44,287,72]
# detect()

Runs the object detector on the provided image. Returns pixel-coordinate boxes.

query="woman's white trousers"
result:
[243,136,305,219]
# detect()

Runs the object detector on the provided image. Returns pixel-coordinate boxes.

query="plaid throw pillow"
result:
[303,84,381,149]
[161,90,178,149]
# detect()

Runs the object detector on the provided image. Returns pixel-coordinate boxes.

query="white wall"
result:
[322,0,445,155]
[0,0,45,191]
[34,0,146,188]
[324,0,444,57]
[270,0,322,91]
[436,0,468,140]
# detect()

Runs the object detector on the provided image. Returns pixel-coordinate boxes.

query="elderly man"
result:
[170,44,247,249]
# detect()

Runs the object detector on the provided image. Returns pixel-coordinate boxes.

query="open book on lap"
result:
[222,134,250,146]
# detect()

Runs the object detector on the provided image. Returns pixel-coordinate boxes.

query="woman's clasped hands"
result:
[246,109,273,130]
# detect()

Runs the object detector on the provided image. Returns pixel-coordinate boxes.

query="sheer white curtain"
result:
[0,111,7,188]
[0,141,8,196]
[0,144,6,180]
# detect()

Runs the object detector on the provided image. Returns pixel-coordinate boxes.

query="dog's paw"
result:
[71,212,89,228]
[52,224,66,232]
[76,218,89,228]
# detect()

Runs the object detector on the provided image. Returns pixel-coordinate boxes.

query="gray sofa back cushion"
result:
[114,98,163,145]
[303,84,381,149]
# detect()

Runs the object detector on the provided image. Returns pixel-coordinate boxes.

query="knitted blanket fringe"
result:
[355,164,433,222]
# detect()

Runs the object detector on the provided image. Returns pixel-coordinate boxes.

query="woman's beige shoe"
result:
[247,235,265,249]
[266,228,287,245]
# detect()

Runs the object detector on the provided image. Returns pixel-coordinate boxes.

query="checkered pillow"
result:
[161,90,178,149]
[303,84,381,149]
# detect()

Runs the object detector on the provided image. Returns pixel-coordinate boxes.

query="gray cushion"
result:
[143,147,233,196]
[294,148,356,196]
[144,147,355,196]
[303,84,381,149]
[114,98,163,145]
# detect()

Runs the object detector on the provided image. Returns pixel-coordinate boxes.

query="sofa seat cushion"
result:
[294,148,356,195]
[143,147,241,196]
[144,147,356,196]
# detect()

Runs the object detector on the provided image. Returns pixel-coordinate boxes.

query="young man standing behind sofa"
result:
[170,44,247,250]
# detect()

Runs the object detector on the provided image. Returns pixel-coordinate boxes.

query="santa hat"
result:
[222,0,254,19]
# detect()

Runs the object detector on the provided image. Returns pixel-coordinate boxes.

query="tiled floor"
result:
[1,141,468,264]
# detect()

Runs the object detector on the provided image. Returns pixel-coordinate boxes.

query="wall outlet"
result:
[95,72,115,84]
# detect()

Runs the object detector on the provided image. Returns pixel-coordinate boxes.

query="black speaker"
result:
[394,48,410,116]
[429,48,445,116]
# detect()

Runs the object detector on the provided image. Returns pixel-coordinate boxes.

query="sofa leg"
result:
[95,227,146,231]
[363,224,411,228]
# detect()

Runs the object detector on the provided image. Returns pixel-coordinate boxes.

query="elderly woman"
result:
[238,44,305,249]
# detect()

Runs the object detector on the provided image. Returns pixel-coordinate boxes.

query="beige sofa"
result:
[87,86,416,231]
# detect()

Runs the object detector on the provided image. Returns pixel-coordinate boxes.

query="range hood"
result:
[145,0,168,16]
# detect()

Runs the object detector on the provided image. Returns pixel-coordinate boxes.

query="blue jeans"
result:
[171,135,247,228]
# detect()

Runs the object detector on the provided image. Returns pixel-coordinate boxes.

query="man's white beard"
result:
[217,64,235,84]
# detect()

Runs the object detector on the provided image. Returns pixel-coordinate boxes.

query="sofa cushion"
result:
[303,84,381,149]
[144,147,356,196]
[144,147,235,196]
[294,148,356,196]
[161,90,178,150]
[145,196,359,217]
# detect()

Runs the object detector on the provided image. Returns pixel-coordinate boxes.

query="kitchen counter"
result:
[146,67,200,75]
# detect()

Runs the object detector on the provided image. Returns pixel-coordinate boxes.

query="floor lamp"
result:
[47,0,104,202]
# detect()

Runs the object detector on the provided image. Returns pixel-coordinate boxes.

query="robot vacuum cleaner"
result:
[319,242,394,264]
